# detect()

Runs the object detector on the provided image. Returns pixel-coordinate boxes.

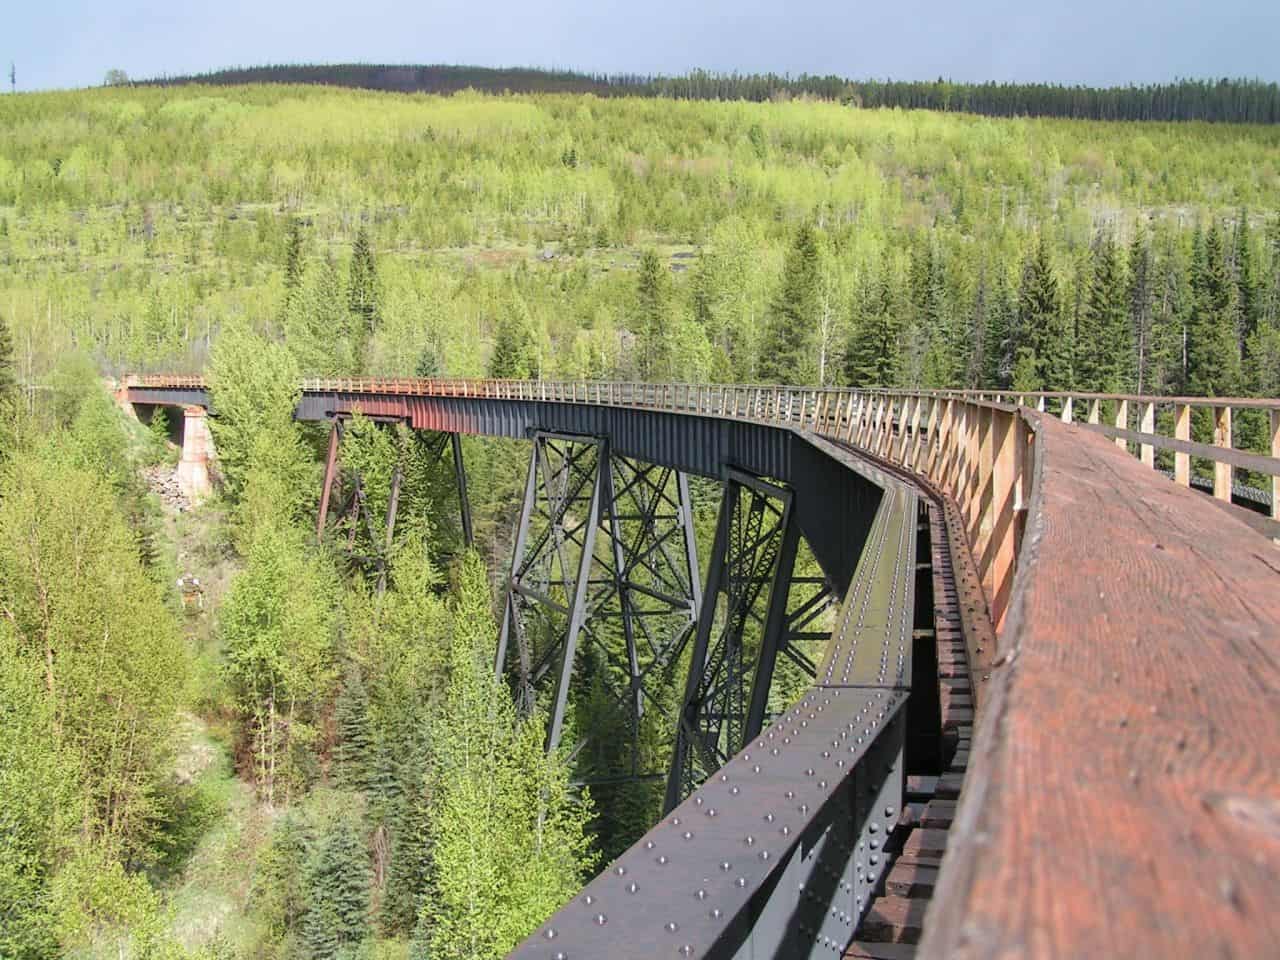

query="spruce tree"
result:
[303,801,372,959]
[334,664,373,792]
[844,263,899,387]
[1234,211,1259,364]
[1077,233,1129,393]
[488,307,537,379]
[1128,224,1154,394]
[0,311,15,403]
[984,266,1015,389]
[634,248,673,381]
[759,221,821,384]
[1189,221,1243,396]
[348,226,379,368]
[415,342,442,378]
[1014,237,1066,390]
[963,265,988,389]
[280,216,305,324]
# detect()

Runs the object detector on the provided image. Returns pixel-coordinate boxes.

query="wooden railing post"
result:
[1088,399,1100,425]
[1060,396,1074,424]
[1272,410,1280,522]
[1174,403,1191,486]
[1213,405,1232,501]
[1114,398,1129,451]
[988,409,1018,628]
[1139,401,1156,468]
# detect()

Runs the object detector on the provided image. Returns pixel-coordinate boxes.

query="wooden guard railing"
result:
[127,374,1280,955]
[127,375,1280,631]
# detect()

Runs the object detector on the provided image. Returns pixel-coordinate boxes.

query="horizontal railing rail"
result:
[124,373,1280,957]
[126,373,1279,616]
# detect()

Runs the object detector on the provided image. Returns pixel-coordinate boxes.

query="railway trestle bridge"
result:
[124,376,1280,959]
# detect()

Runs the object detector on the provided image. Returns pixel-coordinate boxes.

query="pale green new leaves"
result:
[421,553,596,960]
[220,523,340,804]
[0,445,186,862]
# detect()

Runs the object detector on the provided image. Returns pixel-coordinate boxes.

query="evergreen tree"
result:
[844,262,899,386]
[963,265,989,389]
[759,221,821,384]
[348,226,379,368]
[382,750,433,936]
[0,310,15,403]
[634,249,673,381]
[984,266,1015,389]
[1189,221,1243,395]
[280,216,305,324]
[1077,233,1129,393]
[488,306,537,379]
[415,342,442,378]
[334,664,374,792]
[1014,236,1067,390]
[1128,224,1155,394]
[303,798,372,959]
[1234,210,1260,364]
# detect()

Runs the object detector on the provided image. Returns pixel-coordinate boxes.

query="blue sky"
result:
[8,0,1279,92]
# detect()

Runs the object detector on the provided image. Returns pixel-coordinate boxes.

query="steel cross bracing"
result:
[496,432,703,771]
[510,480,919,960]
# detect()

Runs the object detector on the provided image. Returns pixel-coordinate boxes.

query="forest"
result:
[142,64,1280,125]
[2,81,1280,959]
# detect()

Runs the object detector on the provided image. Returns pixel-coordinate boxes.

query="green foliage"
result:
[207,316,312,534]
[634,249,673,381]
[0,442,187,862]
[1076,233,1130,392]
[418,552,596,960]
[760,221,822,384]
[301,794,372,959]
[220,523,340,805]
[488,304,538,379]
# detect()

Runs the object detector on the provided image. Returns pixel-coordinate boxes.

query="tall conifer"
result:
[759,221,821,384]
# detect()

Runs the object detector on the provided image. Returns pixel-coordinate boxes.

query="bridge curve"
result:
[123,376,1280,958]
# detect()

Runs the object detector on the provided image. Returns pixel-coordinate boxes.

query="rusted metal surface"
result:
[920,416,1280,958]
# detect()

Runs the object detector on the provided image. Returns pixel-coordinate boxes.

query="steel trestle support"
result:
[497,432,702,774]
[664,468,825,812]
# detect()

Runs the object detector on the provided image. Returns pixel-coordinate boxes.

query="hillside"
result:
[136,63,1280,124]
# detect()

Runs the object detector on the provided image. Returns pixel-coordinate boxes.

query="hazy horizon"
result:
[8,0,1280,93]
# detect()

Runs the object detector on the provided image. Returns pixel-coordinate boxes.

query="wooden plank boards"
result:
[920,416,1280,960]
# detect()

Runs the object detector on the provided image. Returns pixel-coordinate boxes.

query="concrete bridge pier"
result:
[175,405,213,502]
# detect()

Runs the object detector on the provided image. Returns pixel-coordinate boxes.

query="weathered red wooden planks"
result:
[921,417,1280,958]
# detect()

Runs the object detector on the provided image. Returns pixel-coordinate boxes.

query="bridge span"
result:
[124,376,1280,959]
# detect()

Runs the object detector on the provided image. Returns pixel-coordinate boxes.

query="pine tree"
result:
[1189,221,1242,396]
[634,249,673,381]
[759,221,821,384]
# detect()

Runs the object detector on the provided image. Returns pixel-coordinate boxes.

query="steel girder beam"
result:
[665,468,821,812]
[497,432,702,762]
